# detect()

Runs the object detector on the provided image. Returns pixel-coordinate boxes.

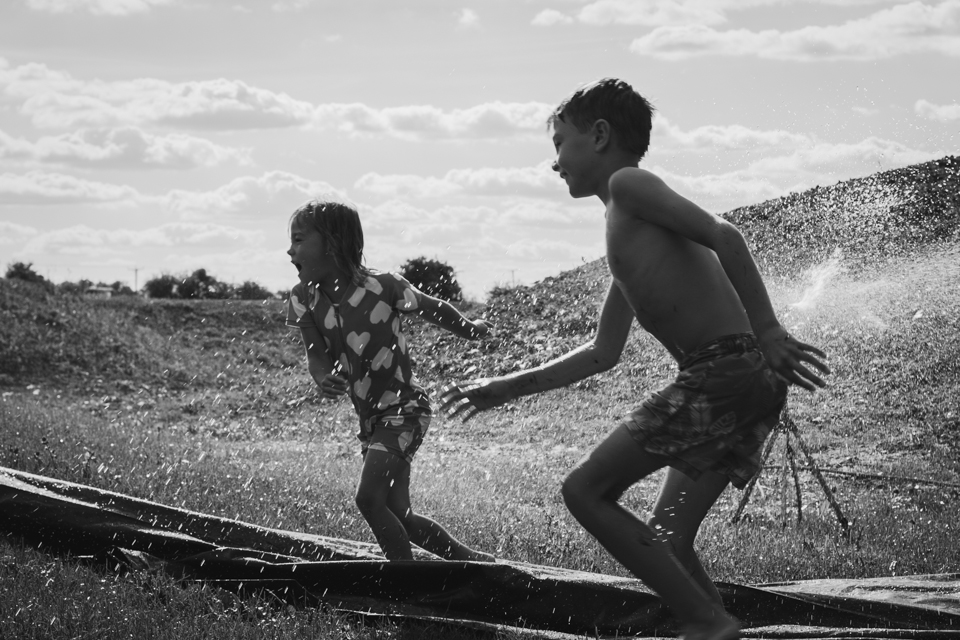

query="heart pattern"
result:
[370,301,392,324]
[397,430,413,453]
[364,277,383,295]
[377,390,398,409]
[347,287,366,307]
[400,287,419,311]
[371,346,394,371]
[354,376,371,400]
[285,273,430,427]
[346,331,370,355]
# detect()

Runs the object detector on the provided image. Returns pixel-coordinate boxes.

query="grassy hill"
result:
[2,156,958,440]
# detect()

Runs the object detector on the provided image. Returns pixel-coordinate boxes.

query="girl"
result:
[285,199,494,562]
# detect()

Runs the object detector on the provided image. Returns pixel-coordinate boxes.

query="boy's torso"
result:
[605,204,752,361]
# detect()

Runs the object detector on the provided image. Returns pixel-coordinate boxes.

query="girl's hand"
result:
[440,378,512,422]
[758,326,830,391]
[318,373,348,399]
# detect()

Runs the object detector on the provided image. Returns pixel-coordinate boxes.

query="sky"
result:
[0,0,957,300]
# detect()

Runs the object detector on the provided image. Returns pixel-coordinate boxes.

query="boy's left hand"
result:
[469,319,494,339]
[759,326,830,391]
[440,378,511,421]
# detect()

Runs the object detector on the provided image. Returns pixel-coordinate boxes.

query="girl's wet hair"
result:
[548,77,656,159]
[290,200,371,285]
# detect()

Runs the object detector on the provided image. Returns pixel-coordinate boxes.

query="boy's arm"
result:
[441,281,634,421]
[608,167,829,390]
[299,325,347,399]
[415,293,491,339]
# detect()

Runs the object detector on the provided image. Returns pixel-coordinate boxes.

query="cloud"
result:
[630,0,960,61]
[0,61,316,130]
[26,0,175,15]
[654,116,811,151]
[915,99,960,121]
[355,161,564,198]
[0,169,343,215]
[0,220,37,245]
[358,198,604,295]
[0,170,143,205]
[745,136,941,179]
[578,0,727,27]
[532,9,575,26]
[271,0,314,11]
[313,101,554,140]
[0,60,553,140]
[15,223,263,269]
[164,170,345,220]
[654,135,946,212]
[0,126,251,169]
[457,8,480,28]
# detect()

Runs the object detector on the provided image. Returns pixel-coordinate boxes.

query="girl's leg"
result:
[385,460,495,562]
[355,449,413,560]
[649,467,730,609]
[561,424,737,640]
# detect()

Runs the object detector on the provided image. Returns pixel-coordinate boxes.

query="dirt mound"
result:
[727,155,960,276]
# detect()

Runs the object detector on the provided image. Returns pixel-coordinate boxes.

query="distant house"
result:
[84,286,114,298]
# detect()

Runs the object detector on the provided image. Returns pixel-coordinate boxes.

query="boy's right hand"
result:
[758,326,830,391]
[318,373,348,399]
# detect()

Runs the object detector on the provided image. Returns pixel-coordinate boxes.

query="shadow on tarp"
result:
[2,466,959,639]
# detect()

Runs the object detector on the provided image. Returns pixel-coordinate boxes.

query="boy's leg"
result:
[562,424,736,637]
[355,448,414,560]
[384,461,495,562]
[649,467,729,608]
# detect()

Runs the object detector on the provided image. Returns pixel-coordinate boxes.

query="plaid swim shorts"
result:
[359,412,430,464]
[623,333,787,489]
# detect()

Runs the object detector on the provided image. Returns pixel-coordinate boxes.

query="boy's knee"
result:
[391,505,415,528]
[354,488,384,516]
[561,470,592,515]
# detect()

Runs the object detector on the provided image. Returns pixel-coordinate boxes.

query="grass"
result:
[2,238,960,638]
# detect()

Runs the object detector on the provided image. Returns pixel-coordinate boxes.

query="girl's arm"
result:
[300,325,348,399]
[414,293,491,340]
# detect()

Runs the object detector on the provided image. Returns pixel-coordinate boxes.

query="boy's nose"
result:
[551,161,560,172]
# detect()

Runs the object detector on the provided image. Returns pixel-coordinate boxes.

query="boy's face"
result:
[551,118,598,198]
[287,219,331,286]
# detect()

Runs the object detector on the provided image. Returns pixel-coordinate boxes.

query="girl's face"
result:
[287,218,333,286]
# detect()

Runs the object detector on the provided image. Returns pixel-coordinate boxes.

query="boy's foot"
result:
[680,611,739,640]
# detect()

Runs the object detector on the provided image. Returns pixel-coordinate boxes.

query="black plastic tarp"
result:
[2,466,958,638]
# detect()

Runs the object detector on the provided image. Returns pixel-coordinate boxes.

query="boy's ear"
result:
[591,119,612,152]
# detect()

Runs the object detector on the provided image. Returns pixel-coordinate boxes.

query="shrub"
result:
[236,280,275,300]
[399,256,462,302]
[143,274,178,299]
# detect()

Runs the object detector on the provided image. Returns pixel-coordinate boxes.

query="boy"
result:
[440,78,829,640]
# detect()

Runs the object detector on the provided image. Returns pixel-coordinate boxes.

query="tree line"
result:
[4,256,464,302]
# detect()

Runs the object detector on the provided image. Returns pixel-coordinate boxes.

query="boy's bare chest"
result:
[605,214,677,285]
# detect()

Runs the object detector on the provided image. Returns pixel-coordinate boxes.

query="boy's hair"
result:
[290,199,371,285]
[548,78,655,159]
